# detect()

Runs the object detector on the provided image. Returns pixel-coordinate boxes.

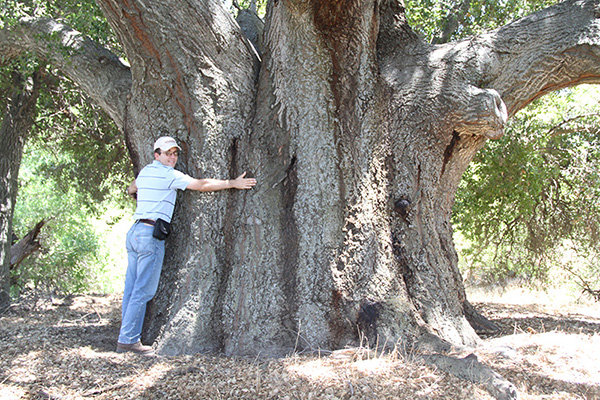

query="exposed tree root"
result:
[423,353,518,400]
[463,299,501,334]
[413,326,517,399]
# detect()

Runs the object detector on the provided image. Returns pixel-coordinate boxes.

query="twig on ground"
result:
[83,382,129,396]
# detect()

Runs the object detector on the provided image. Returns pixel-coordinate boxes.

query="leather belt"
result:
[138,219,155,226]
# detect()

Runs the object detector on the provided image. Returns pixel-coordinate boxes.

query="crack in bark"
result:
[211,137,241,351]
[441,130,460,177]
[279,155,300,339]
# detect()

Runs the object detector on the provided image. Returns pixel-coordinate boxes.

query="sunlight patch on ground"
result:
[467,286,600,319]
[127,362,173,392]
[7,351,43,383]
[285,359,341,381]
[0,386,26,399]
[62,345,123,361]
[484,331,600,386]
[352,358,394,375]
[287,356,399,382]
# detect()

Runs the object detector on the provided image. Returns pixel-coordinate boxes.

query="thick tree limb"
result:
[235,2,264,58]
[473,0,600,116]
[95,0,258,170]
[10,220,46,270]
[381,0,600,141]
[0,18,131,130]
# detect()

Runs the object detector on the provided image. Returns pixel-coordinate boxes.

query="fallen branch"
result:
[10,219,45,269]
[37,388,64,399]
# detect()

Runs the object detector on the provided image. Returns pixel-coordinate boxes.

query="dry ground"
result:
[0,291,598,400]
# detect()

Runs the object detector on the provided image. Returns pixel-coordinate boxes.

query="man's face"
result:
[155,147,179,167]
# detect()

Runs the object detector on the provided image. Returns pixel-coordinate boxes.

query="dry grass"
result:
[0,291,598,399]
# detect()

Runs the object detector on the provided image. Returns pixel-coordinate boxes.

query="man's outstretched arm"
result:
[186,172,257,192]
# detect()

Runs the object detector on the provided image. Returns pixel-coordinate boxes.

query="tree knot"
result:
[454,87,507,139]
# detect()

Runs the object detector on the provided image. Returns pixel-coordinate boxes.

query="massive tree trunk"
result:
[3,0,600,360]
[0,70,43,309]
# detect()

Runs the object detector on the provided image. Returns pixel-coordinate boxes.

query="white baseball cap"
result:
[153,136,182,152]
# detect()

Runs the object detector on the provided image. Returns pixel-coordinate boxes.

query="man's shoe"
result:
[116,341,155,355]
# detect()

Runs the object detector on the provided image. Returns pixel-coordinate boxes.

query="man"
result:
[117,136,256,355]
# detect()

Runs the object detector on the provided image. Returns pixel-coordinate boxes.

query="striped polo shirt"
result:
[132,160,194,223]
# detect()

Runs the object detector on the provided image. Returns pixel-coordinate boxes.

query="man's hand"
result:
[230,172,257,190]
[127,180,138,198]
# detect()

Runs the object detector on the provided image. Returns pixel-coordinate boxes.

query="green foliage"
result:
[1,1,130,207]
[405,0,558,43]
[453,85,600,292]
[8,73,134,295]
[0,0,31,27]
[12,141,133,296]
[33,74,132,210]
[1,1,132,296]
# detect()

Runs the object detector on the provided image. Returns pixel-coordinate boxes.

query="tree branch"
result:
[10,220,46,270]
[0,18,131,131]
[476,0,600,116]
[403,0,600,140]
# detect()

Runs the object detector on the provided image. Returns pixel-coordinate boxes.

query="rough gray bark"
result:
[2,0,600,369]
[0,70,43,310]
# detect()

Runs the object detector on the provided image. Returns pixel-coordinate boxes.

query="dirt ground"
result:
[0,292,598,400]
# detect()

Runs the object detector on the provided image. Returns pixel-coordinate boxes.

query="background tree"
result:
[0,0,131,300]
[405,0,558,44]
[2,3,600,398]
[0,67,43,309]
[454,85,600,294]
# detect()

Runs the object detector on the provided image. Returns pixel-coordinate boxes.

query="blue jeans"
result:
[118,222,165,344]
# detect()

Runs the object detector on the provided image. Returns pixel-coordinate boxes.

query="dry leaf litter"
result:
[0,294,598,399]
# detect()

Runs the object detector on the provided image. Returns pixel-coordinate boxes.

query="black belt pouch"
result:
[152,218,171,240]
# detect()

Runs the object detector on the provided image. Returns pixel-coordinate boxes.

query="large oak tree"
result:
[2,0,600,381]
